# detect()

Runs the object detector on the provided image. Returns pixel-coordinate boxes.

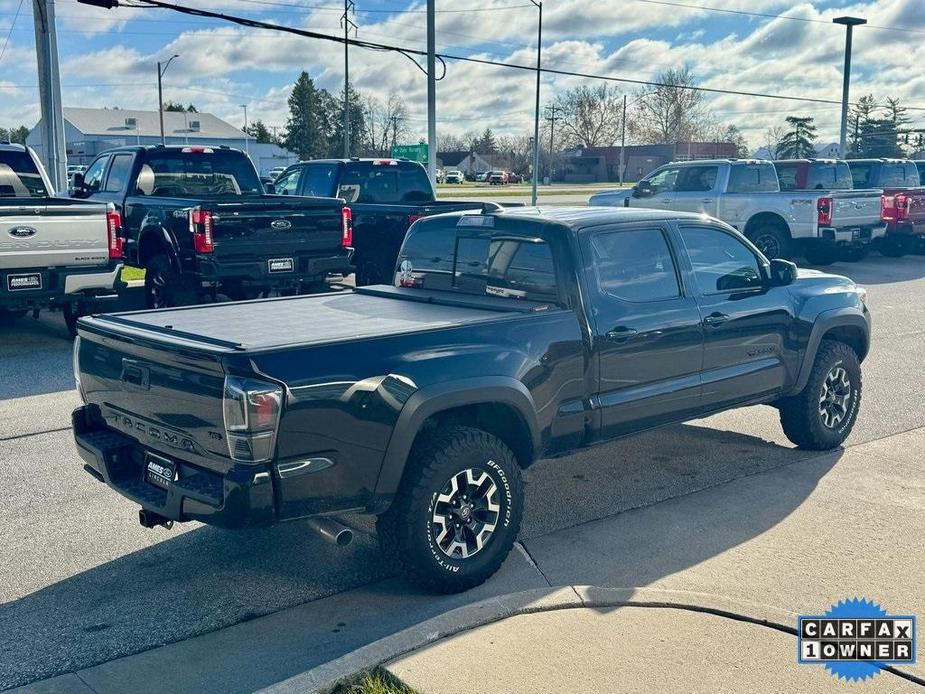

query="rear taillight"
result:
[341,206,353,248]
[817,196,833,226]
[408,213,424,226]
[222,375,283,463]
[881,193,909,222]
[106,205,123,259]
[189,207,214,253]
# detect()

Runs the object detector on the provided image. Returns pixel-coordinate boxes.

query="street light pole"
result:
[530,0,541,207]
[157,54,179,145]
[833,16,867,159]
[619,94,627,186]
[426,0,436,184]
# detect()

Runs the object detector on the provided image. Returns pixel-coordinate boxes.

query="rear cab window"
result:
[0,150,49,197]
[139,148,262,197]
[396,216,560,304]
[849,162,877,188]
[336,161,434,204]
[807,162,853,190]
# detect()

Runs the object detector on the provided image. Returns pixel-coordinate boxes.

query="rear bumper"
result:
[818,224,886,245]
[195,251,353,286]
[72,405,275,528]
[0,262,124,310]
[884,221,925,237]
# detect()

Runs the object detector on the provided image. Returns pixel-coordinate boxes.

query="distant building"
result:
[752,142,841,160]
[437,151,493,174]
[561,142,740,183]
[26,107,297,176]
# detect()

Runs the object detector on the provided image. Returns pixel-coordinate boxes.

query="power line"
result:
[0,0,24,65]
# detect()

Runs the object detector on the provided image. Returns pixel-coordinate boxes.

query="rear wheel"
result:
[804,243,839,266]
[839,245,869,263]
[144,254,199,309]
[377,426,524,593]
[747,225,791,260]
[778,340,861,450]
[880,235,910,258]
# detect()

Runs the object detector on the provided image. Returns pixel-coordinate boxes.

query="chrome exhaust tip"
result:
[307,517,353,546]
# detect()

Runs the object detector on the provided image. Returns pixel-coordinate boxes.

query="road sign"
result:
[391,143,428,163]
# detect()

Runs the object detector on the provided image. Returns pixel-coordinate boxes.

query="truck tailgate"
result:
[0,199,109,270]
[208,196,343,262]
[829,191,883,228]
[76,326,231,472]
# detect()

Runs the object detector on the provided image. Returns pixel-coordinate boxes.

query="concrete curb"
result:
[260,586,800,694]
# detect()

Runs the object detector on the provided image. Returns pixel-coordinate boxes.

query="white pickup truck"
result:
[588,159,885,265]
[0,144,123,335]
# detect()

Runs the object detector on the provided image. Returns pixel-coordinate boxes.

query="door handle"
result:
[701,198,714,203]
[703,312,729,327]
[606,327,639,343]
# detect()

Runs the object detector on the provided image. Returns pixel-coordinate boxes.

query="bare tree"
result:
[552,84,624,148]
[362,91,409,156]
[630,66,710,144]
[762,125,787,158]
[437,133,466,152]
[495,134,534,173]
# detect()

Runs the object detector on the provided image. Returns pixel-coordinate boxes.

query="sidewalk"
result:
[14,427,925,693]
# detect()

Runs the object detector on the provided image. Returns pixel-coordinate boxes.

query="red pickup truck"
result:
[847,158,925,256]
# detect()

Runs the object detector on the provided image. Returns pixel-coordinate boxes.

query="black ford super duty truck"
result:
[273,158,515,285]
[72,145,352,307]
[72,207,870,593]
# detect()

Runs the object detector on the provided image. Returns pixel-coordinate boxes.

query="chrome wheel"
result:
[431,467,500,559]
[819,366,851,429]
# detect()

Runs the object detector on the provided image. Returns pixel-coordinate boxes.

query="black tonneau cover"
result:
[83,288,533,352]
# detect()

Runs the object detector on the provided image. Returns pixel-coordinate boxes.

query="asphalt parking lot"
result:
[1,254,924,690]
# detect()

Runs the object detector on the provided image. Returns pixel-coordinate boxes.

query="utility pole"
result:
[619,94,627,186]
[240,104,249,156]
[32,0,66,191]
[426,0,436,184]
[341,0,356,158]
[545,104,561,182]
[834,16,867,159]
[529,0,541,206]
[157,54,179,145]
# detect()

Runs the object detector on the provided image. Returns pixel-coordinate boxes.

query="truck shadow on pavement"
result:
[0,423,840,691]
[807,254,925,285]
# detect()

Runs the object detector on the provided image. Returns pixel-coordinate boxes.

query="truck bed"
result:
[82,287,526,352]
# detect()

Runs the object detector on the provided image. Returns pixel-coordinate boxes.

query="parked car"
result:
[589,159,885,265]
[475,171,489,182]
[266,165,288,180]
[445,170,465,184]
[845,158,925,257]
[0,144,123,335]
[71,145,352,307]
[272,158,517,285]
[507,172,523,184]
[73,206,869,593]
[488,171,509,185]
[435,168,445,184]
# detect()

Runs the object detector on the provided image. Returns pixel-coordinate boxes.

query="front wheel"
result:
[377,426,524,593]
[778,340,862,450]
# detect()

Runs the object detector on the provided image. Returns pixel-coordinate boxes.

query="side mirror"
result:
[769,258,797,286]
[265,182,275,194]
[634,181,652,197]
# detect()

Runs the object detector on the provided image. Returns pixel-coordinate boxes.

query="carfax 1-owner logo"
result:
[798,598,916,682]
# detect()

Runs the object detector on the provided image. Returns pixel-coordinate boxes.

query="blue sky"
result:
[0,0,923,149]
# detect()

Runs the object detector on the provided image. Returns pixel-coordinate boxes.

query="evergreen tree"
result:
[246,120,276,144]
[776,116,817,158]
[284,72,330,160]
[328,83,367,157]
[163,101,198,113]
[476,127,497,153]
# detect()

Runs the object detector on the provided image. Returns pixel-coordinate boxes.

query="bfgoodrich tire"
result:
[778,340,862,450]
[746,225,791,260]
[377,426,524,593]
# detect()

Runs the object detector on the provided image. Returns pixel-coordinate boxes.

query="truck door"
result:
[581,223,704,439]
[676,224,798,408]
[627,165,679,211]
[671,164,720,215]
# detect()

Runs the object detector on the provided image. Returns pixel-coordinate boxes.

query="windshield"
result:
[140,150,262,197]
[0,150,48,198]
[397,222,560,303]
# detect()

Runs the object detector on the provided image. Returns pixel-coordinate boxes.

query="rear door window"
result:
[273,167,301,196]
[727,163,778,193]
[675,165,719,192]
[588,227,680,302]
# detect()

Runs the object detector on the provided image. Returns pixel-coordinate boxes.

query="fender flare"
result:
[137,225,180,270]
[372,376,541,500]
[789,308,870,395]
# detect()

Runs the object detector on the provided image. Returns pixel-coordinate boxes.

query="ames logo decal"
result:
[798,598,916,682]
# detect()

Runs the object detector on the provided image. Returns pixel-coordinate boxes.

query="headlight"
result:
[222,375,283,463]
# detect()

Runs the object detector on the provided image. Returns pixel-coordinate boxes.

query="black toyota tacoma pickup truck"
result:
[273,158,516,285]
[72,207,870,592]
[72,145,352,307]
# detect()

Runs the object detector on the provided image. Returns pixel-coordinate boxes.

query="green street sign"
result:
[391,143,428,163]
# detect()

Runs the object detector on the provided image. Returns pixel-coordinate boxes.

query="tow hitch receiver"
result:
[138,509,174,530]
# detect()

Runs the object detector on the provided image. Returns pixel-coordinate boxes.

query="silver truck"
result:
[588,159,885,265]
[0,144,123,335]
